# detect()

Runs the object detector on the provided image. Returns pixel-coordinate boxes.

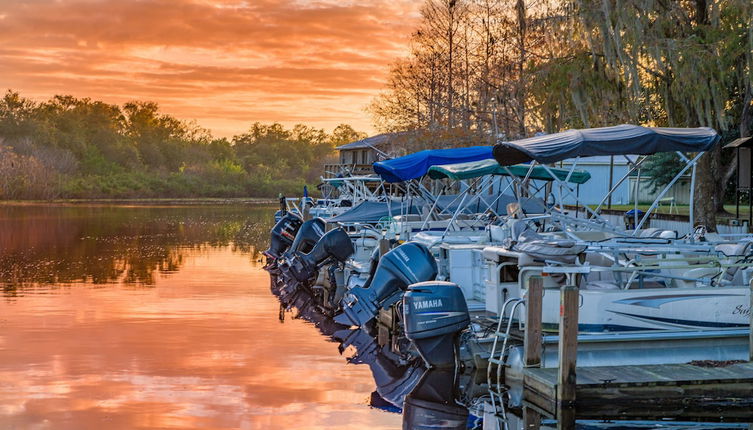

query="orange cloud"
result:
[0,0,420,137]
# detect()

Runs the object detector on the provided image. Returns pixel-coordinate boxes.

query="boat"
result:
[264,124,753,401]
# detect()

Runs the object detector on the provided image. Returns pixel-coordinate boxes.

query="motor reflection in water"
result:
[268,264,487,429]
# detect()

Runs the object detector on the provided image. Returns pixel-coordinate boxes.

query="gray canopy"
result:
[325,200,421,223]
[493,124,719,166]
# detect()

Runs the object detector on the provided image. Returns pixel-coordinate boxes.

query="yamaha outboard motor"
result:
[263,212,303,264]
[336,242,437,327]
[403,281,470,369]
[402,368,468,430]
[278,228,354,301]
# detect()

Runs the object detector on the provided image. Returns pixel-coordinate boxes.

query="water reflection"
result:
[0,204,273,292]
[0,204,401,430]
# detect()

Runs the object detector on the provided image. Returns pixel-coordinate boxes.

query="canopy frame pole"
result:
[420,183,448,231]
[502,163,538,217]
[474,176,516,219]
[438,175,493,235]
[690,160,697,230]
[634,167,641,229]
[537,164,605,222]
[634,152,702,232]
[455,176,496,229]
[563,157,579,182]
[590,156,648,217]
[441,186,472,239]
[430,180,475,216]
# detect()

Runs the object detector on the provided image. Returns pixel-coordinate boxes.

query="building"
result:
[558,156,690,206]
[326,133,405,178]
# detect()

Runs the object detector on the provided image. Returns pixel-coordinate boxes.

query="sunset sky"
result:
[0,0,421,137]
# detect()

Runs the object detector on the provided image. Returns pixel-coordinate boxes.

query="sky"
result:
[0,0,421,137]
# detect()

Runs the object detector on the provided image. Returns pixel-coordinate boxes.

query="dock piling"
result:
[378,238,390,257]
[556,285,579,407]
[522,406,541,430]
[524,276,543,368]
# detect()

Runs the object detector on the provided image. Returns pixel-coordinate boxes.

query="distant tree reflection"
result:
[0,205,274,293]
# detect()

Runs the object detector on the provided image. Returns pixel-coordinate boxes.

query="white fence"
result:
[579,211,749,236]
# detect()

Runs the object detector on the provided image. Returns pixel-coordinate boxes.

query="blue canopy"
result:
[373,146,492,183]
[493,125,720,166]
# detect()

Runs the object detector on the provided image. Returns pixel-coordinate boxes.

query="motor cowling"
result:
[402,368,468,430]
[336,242,437,327]
[279,227,355,295]
[263,212,303,263]
[287,218,326,255]
[403,281,470,369]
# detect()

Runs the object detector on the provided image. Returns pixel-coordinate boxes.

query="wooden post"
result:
[524,276,543,368]
[749,279,753,362]
[302,202,311,221]
[557,407,576,430]
[378,238,390,257]
[557,285,579,407]
[522,406,541,430]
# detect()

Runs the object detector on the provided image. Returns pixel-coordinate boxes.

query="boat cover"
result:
[325,199,421,223]
[492,124,719,166]
[373,146,492,183]
[434,194,546,215]
[426,159,591,184]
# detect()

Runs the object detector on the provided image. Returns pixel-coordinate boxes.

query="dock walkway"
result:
[524,362,753,414]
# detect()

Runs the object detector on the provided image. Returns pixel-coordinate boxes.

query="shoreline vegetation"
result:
[0,90,366,201]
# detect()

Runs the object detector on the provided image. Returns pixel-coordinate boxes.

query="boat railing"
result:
[538,253,753,290]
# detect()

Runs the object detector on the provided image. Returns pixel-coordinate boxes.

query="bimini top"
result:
[427,159,591,184]
[492,124,719,166]
[373,146,492,183]
[325,199,421,223]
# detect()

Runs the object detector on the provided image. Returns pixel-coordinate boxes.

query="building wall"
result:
[490,159,690,206]
[555,162,632,206]
[339,148,378,165]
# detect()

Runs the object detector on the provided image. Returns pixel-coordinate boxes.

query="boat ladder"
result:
[486,297,526,423]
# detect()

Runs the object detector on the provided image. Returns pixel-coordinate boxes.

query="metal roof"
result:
[335,132,399,150]
[725,136,753,148]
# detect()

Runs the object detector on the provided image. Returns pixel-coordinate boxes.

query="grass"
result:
[587,204,751,218]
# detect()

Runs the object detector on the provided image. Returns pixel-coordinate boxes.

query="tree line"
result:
[0,91,365,200]
[370,0,753,228]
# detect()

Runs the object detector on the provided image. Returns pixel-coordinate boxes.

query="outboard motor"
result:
[278,228,355,298]
[403,281,470,369]
[402,368,468,430]
[286,218,326,256]
[275,218,327,300]
[263,212,303,267]
[336,242,437,327]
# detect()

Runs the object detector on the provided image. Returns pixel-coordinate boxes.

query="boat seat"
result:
[581,281,620,290]
[635,228,678,239]
[718,240,753,283]
[715,240,753,257]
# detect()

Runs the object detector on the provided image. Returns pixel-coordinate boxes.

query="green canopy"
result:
[426,159,591,184]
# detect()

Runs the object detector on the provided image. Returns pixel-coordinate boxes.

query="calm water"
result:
[0,204,401,430]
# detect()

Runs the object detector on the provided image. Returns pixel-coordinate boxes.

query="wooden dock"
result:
[513,276,753,421]
[524,362,753,415]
